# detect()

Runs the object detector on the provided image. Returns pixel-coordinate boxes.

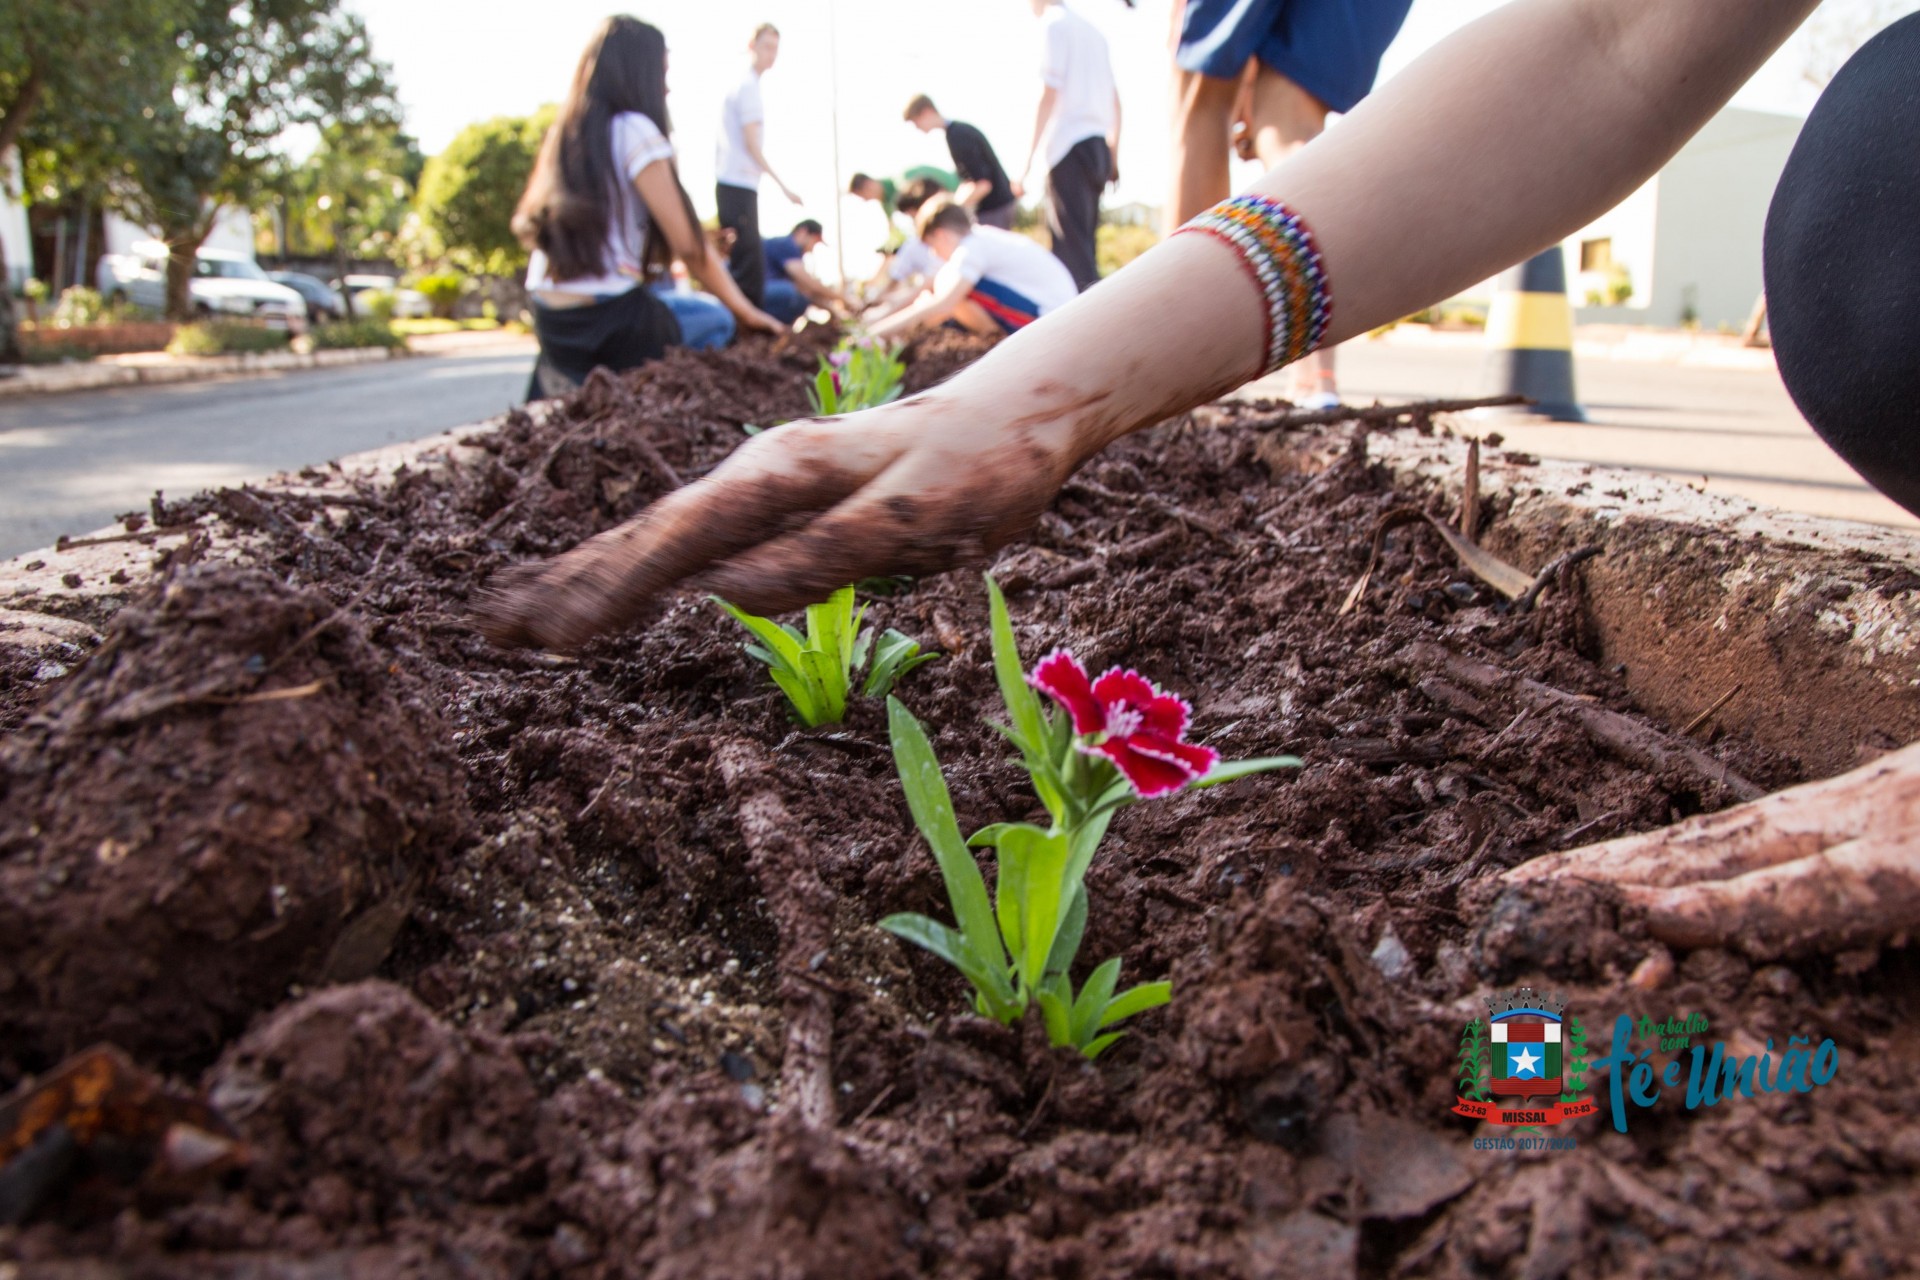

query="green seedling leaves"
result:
[884,698,1019,1020]
[863,629,938,699]
[715,588,935,726]
[1193,755,1304,788]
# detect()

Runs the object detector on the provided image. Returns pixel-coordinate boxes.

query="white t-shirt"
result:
[716,68,766,190]
[525,112,676,296]
[1039,4,1117,170]
[936,225,1078,316]
[888,235,941,285]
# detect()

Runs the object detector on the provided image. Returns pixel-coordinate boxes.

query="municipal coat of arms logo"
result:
[1454,987,1598,1127]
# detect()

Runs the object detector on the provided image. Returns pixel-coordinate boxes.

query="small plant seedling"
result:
[714,586,937,727]
[807,337,907,416]
[881,698,1169,1056]
[880,575,1302,1058]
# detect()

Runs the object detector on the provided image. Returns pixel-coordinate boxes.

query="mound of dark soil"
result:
[0,566,470,1071]
[2,330,1913,1278]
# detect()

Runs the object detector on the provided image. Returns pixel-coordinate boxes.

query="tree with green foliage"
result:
[270,121,422,316]
[414,108,554,277]
[1,0,188,358]
[103,0,399,320]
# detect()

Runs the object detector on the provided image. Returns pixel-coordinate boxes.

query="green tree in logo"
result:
[1561,1014,1589,1101]
[1457,1018,1491,1102]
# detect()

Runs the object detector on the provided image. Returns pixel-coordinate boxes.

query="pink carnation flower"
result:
[1029,649,1220,798]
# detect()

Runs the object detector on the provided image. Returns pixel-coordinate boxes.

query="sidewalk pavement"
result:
[1324,326,1919,531]
[1373,322,1780,372]
[0,328,534,399]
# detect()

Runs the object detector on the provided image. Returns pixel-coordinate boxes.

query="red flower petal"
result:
[1138,690,1192,743]
[1030,649,1105,735]
[1090,668,1158,717]
[1090,737,1203,799]
[1129,734,1219,781]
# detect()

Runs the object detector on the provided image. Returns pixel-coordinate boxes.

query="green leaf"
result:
[862,629,936,699]
[1037,986,1073,1047]
[742,423,764,436]
[1083,1031,1127,1060]
[997,823,1071,993]
[769,668,825,724]
[1071,956,1123,1047]
[985,574,1048,758]
[1099,981,1173,1029]
[1065,806,1114,889]
[714,597,804,671]
[887,698,1008,994]
[878,913,970,971]
[851,624,874,674]
[881,913,1020,1025]
[1191,756,1304,788]
[796,647,846,726]
[966,822,1019,849]
[1044,883,1087,980]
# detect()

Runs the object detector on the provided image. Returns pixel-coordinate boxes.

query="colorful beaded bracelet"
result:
[1175,194,1332,376]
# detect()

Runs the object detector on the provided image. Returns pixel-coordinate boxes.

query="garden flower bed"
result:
[1,329,1916,1277]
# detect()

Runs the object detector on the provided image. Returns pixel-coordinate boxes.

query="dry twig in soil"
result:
[715,741,836,1129]
[1400,640,1763,802]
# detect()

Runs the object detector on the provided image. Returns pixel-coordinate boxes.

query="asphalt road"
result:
[0,339,534,557]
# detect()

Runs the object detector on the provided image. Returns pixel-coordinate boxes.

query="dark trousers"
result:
[716,182,765,306]
[1046,136,1109,292]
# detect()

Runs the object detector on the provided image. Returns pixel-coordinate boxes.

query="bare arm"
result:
[1019,85,1059,193]
[785,261,847,311]
[1107,87,1121,183]
[636,163,783,334]
[742,122,802,205]
[480,0,1819,646]
[954,178,992,210]
[868,273,972,340]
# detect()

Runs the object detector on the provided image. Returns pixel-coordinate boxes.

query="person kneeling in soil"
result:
[760,221,847,325]
[868,196,1077,339]
[514,16,782,400]
[856,179,950,321]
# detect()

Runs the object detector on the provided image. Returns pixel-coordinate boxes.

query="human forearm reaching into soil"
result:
[478,0,1818,650]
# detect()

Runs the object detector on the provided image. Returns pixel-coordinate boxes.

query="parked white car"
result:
[97,242,308,329]
[338,273,432,320]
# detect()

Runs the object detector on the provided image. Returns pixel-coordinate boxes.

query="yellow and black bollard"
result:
[1482,246,1586,422]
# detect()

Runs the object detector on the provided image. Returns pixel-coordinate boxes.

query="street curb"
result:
[1356,426,1920,778]
[0,345,407,398]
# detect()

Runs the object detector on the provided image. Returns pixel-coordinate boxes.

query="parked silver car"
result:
[97,242,308,329]
[337,273,432,320]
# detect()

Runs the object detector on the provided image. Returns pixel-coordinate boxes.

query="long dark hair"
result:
[513,15,700,282]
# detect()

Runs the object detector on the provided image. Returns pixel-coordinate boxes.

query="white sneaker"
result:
[1301,391,1342,411]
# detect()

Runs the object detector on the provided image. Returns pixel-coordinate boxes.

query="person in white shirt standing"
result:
[715,23,804,307]
[1017,0,1120,293]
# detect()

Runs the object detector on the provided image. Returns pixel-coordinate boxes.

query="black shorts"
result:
[527,284,682,401]
[1765,12,1920,517]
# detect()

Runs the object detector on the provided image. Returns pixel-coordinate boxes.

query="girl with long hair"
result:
[514,15,782,398]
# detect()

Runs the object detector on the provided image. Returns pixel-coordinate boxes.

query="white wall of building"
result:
[1446,107,1803,331]
[1567,107,1802,330]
